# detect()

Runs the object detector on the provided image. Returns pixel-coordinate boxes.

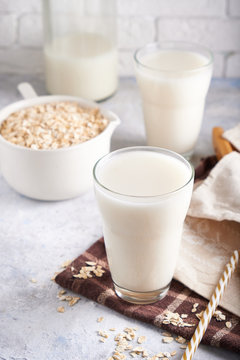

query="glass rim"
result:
[93,146,194,200]
[134,41,213,74]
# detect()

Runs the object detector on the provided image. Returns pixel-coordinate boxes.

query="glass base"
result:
[96,88,118,103]
[145,142,194,162]
[114,281,170,304]
[181,149,194,161]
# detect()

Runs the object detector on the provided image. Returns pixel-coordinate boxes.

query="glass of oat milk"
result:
[42,0,118,101]
[93,147,194,304]
[134,42,213,159]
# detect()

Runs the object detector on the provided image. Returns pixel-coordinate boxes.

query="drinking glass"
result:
[42,0,118,101]
[93,146,194,304]
[134,42,213,159]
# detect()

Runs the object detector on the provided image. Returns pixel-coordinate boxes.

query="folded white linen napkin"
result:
[174,125,240,317]
[223,122,240,151]
[187,151,240,222]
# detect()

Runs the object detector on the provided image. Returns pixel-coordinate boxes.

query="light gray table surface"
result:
[0,75,239,360]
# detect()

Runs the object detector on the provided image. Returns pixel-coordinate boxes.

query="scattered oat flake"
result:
[137,336,146,344]
[57,306,65,313]
[126,334,132,341]
[162,332,172,337]
[58,289,66,296]
[191,302,199,312]
[115,345,126,353]
[94,271,104,277]
[196,311,204,320]
[175,336,186,344]
[86,261,97,266]
[98,330,109,338]
[214,310,226,321]
[30,278,37,283]
[51,272,60,281]
[126,344,133,350]
[133,346,144,353]
[73,264,105,279]
[113,356,124,360]
[181,314,188,319]
[99,337,106,343]
[114,353,126,360]
[180,345,187,349]
[102,325,180,359]
[163,336,173,343]
[130,352,137,358]
[163,311,194,328]
[62,259,72,268]
[163,352,171,357]
[73,273,86,279]
[68,297,80,306]
[97,317,104,322]
[226,321,232,329]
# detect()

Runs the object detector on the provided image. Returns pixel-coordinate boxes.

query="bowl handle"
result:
[107,111,121,133]
[17,82,38,99]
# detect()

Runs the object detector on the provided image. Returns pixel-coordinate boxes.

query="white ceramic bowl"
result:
[0,84,120,200]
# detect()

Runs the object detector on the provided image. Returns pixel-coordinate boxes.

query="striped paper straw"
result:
[181,250,240,360]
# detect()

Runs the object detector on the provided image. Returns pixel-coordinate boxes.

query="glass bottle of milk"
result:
[42,0,118,101]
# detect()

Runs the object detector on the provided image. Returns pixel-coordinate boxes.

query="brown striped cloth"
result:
[55,156,240,353]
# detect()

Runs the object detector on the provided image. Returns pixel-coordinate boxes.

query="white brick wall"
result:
[0,0,240,77]
[226,53,240,76]
[118,0,226,17]
[19,14,43,47]
[0,0,41,12]
[157,19,240,52]
[0,14,17,46]
[229,0,240,16]
[0,49,43,74]
[118,17,156,49]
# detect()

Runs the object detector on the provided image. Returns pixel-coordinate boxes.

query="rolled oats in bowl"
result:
[0,101,109,150]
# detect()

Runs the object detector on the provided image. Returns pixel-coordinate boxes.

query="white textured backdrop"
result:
[0,0,240,77]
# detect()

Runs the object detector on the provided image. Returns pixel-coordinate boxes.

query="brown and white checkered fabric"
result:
[55,237,240,353]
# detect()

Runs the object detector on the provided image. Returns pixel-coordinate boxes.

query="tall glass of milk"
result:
[42,0,118,101]
[94,147,194,304]
[134,42,213,158]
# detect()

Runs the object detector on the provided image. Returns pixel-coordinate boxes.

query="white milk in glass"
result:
[94,148,193,302]
[44,33,118,101]
[135,48,212,156]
